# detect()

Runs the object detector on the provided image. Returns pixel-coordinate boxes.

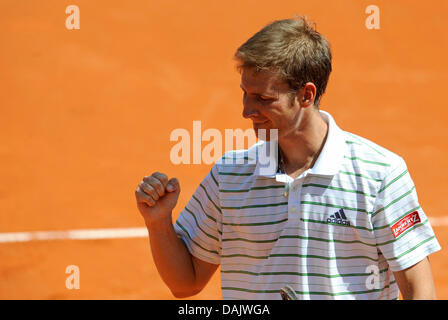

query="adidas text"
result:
[327,217,351,226]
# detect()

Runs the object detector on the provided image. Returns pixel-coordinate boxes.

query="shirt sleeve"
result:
[371,156,441,272]
[173,164,222,265]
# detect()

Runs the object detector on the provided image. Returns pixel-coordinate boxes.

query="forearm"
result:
[146,217,198,297]
[400,279,437,300]
[395,257,438,300]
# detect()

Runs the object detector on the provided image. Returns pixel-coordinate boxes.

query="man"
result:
[135,16,441,299]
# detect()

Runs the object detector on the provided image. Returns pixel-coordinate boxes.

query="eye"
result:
[257,95,272,102]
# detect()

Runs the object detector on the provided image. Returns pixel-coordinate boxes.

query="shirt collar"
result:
[253,110,346,178]
[310,110,346,176]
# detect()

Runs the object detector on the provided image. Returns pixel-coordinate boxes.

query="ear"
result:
[298,82,317,108]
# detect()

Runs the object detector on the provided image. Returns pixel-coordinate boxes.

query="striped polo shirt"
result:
[174,110,441,300]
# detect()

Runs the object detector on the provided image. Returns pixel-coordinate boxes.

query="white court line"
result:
[0,227,148,243]
[0,217,447,244]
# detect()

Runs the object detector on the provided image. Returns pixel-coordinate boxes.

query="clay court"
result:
[0,0,447,299]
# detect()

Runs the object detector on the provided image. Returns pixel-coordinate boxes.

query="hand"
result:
[135,172,181,226]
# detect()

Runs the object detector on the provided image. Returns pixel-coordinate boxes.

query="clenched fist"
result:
[135,172,180,226]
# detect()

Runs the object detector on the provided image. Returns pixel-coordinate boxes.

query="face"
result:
[240,67,301,141]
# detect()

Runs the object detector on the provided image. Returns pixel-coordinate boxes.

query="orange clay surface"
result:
[0,0,447,299]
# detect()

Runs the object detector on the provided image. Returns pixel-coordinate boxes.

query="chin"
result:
[254,126,277,142]
[254,130,267,141]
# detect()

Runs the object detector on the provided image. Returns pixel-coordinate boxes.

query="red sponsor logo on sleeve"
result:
[391,211,421,238]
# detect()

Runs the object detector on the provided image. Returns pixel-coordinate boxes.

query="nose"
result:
[242,94,259,119]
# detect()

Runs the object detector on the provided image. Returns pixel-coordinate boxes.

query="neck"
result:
[278,109,328,177]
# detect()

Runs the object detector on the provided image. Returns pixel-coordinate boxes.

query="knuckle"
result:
[140,181,150,190]
[153,171,168,183]
[149,189,159,200]
[151,178,161,188]
[152,172,161,179]
[152,181,164,192]
[145,176,158,186]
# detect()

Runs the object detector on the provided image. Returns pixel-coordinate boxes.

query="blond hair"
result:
[234,16,332,107]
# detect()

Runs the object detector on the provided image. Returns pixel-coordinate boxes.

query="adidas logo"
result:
[327,209,351,226]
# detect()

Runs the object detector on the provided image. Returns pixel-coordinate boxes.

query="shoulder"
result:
[342,131,407,180]
[213,142,261,181]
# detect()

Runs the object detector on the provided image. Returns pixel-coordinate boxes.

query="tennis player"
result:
[135,16,441,300]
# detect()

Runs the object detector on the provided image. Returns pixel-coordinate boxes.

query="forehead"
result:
[240,67,289,94]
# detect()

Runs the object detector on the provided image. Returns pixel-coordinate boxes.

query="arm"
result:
[371,158,441,300]
[147,218,218,298]
[393,257,437,300]
[136,172,218,298]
